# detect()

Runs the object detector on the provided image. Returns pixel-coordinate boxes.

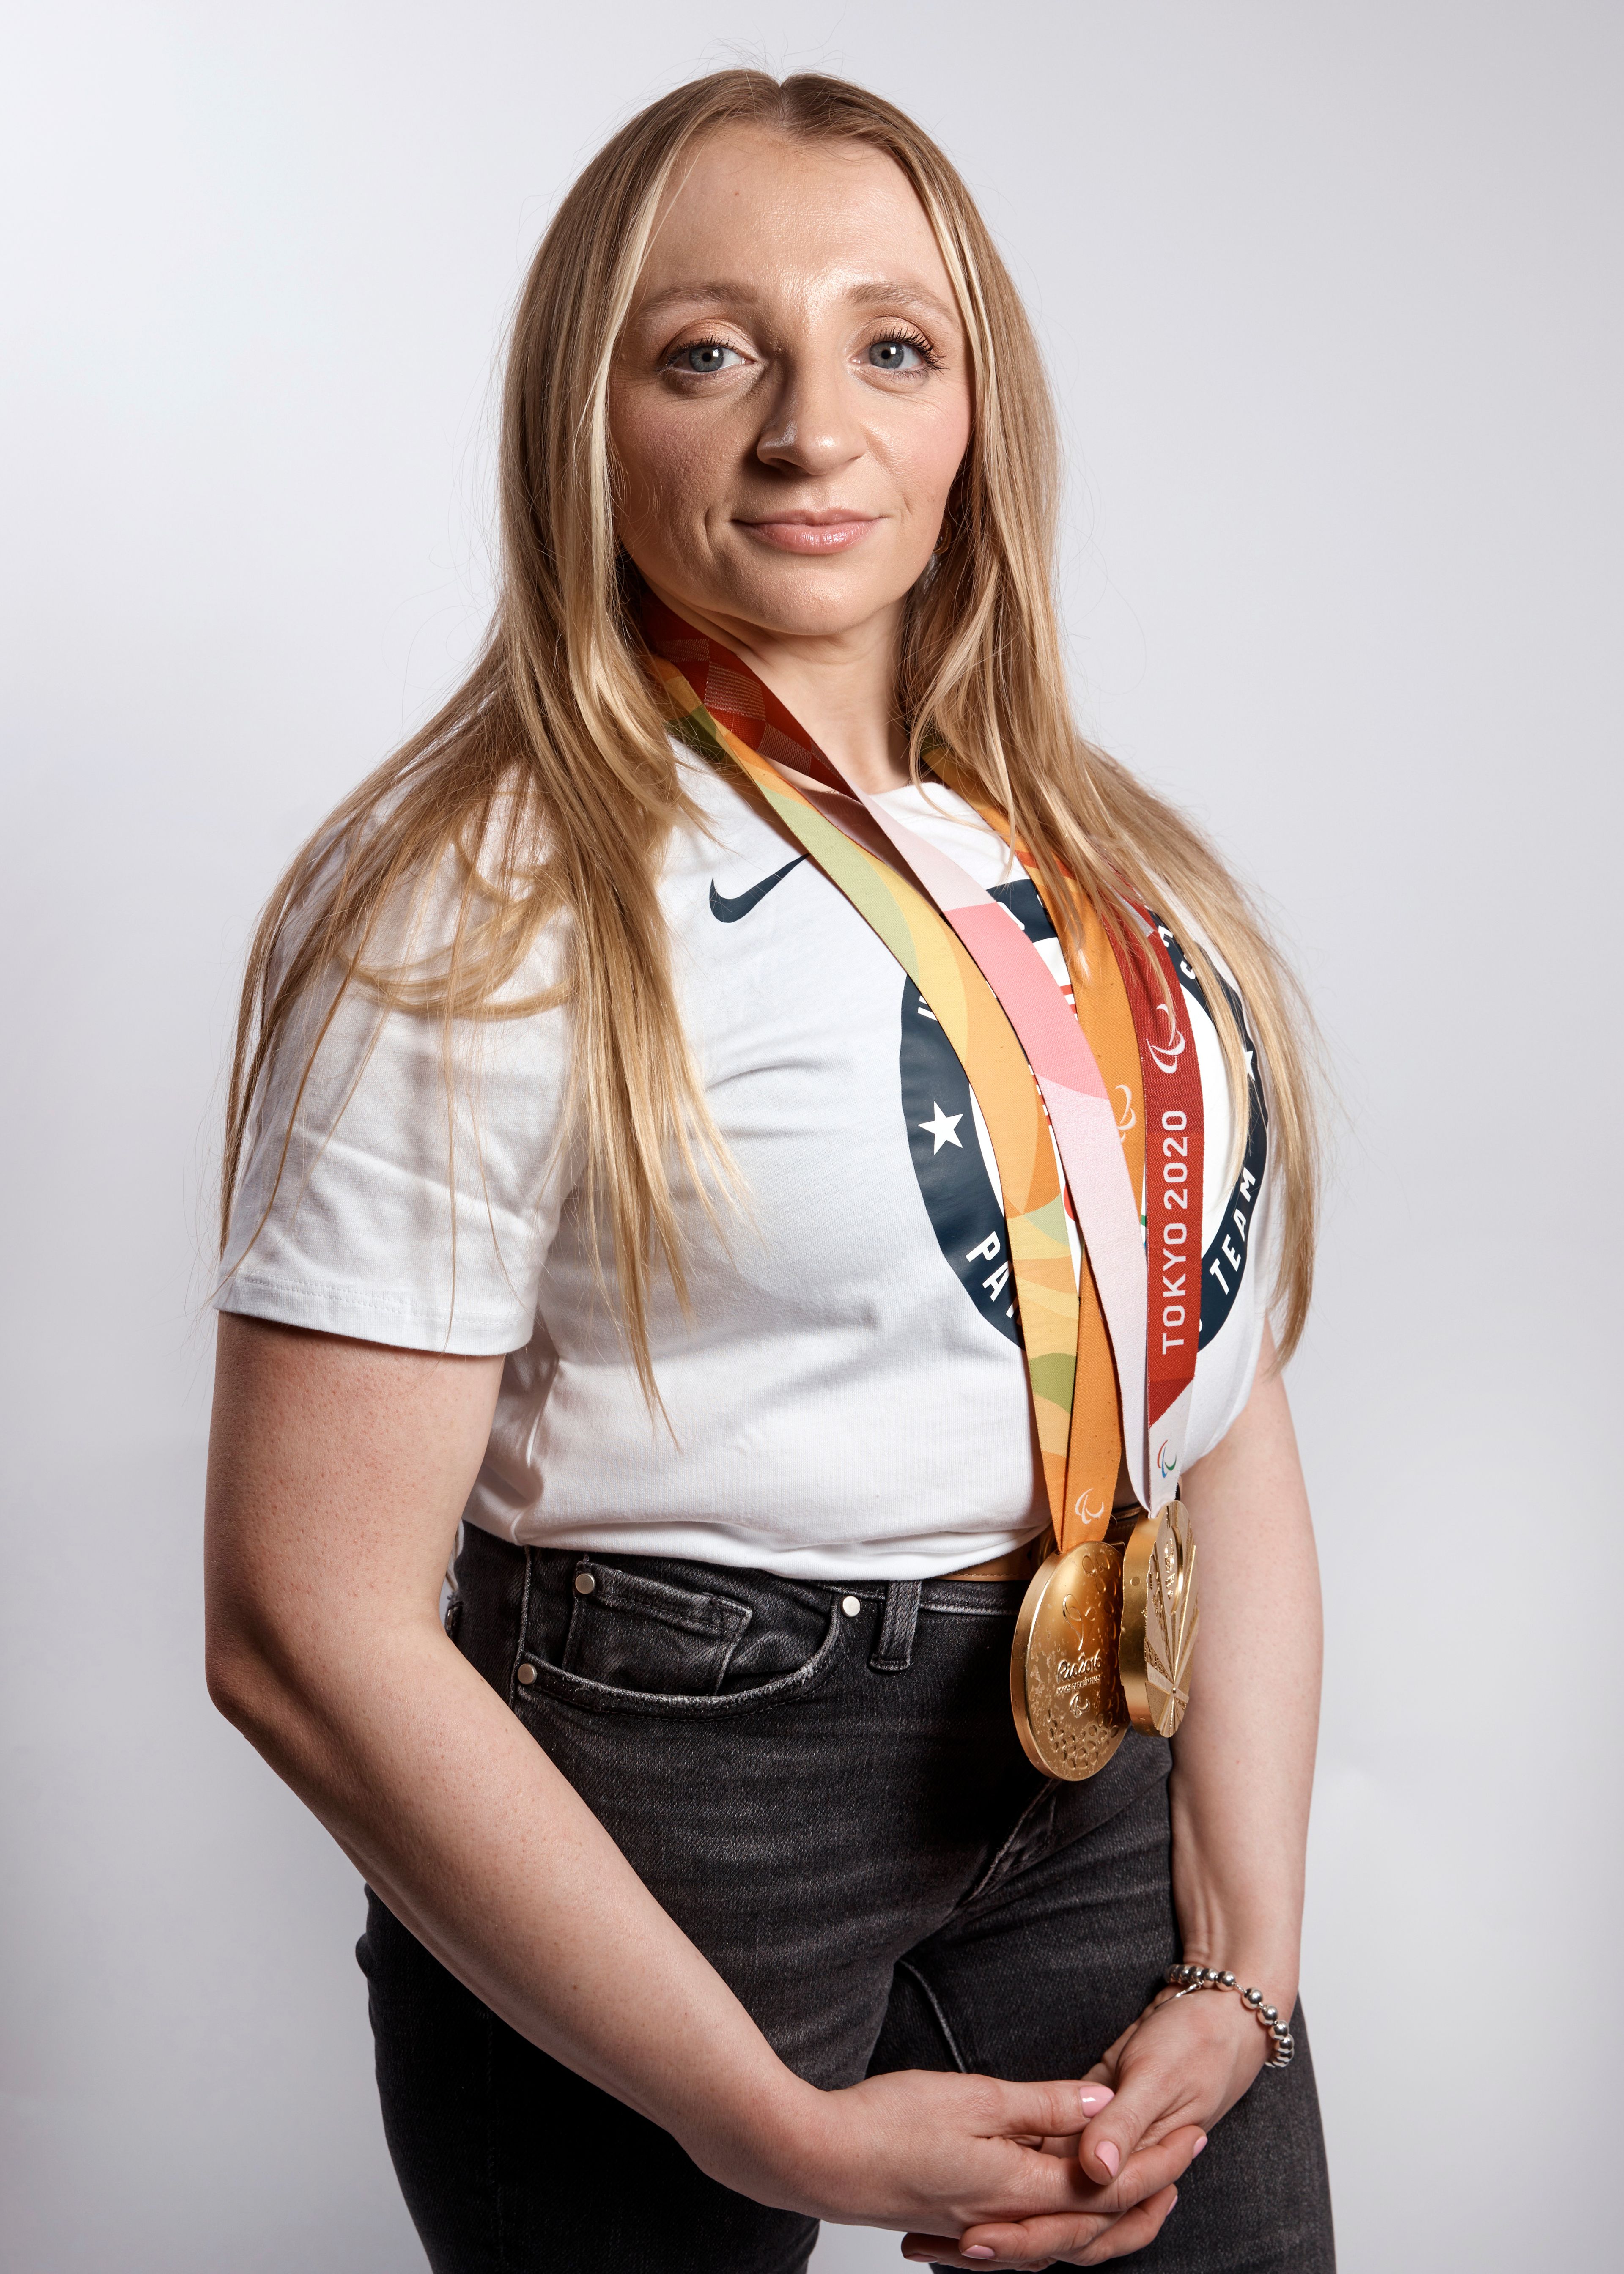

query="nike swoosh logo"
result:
[708,856,806,922]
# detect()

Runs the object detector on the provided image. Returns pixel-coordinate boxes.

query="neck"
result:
[640,579,912,795]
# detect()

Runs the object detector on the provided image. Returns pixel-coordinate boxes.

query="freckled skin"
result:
[608,126,973,652]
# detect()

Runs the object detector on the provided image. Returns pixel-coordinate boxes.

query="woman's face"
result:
[609,126,973,645]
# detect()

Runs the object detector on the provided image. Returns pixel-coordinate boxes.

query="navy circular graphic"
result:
[899,892,1267,1352]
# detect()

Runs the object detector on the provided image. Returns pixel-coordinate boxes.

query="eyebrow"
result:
[635,277,962,328]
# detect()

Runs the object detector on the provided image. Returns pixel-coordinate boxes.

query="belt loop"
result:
[870,1580,922,1672]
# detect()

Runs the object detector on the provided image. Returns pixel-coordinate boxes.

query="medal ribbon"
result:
[1119,913,1205,1505]
[943,770,1204,1514]
[642,599,1199,1533]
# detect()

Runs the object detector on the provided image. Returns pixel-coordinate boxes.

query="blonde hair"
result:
[222,67,1321,1378]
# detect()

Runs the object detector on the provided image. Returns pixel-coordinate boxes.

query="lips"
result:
[736,510,881,555]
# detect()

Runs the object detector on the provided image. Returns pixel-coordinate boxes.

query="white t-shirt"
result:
[216,757,1275,1579]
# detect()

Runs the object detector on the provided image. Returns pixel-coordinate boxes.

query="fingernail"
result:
[1096,2140,1120,2178]
[1079,2085,1115,2112]
[1193,2134,1209,2157]
[963,2252,996,2263]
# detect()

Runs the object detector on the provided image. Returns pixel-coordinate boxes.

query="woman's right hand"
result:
[701,2067,1199,2250]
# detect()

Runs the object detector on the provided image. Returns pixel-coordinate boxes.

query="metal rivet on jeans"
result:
[516,1663,537,1687]
[574,1571,597,1596]
[841,1595,861,1618]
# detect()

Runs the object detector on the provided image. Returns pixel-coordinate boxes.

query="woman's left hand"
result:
[900,1986,1276,2267]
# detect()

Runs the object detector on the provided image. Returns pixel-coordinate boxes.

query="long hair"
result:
[222,68,1321,1381]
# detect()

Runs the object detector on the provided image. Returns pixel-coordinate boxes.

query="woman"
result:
[205,69,1332,2274]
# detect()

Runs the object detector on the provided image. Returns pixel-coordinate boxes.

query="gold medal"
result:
[1011,1501,1200,1779]
[1120,1498,1200,1738]
[1011,1542,1128,1780]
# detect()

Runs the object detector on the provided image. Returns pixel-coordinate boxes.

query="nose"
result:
[755,351,864,478]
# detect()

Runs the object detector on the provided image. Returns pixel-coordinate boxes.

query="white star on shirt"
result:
[919,1101,964,1154]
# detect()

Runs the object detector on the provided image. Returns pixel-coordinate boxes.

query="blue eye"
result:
[676,341,742,373]
[867,336,928,371]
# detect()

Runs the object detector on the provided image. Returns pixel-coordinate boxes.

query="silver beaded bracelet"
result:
[1163,1963,1297,2068]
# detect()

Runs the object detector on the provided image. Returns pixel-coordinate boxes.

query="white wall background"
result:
[3,4,1619,2268]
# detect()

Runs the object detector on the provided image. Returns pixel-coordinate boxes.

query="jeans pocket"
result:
[516,1556,848,1720]
[559,1560,751,1696]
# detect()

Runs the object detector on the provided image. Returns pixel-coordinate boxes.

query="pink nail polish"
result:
[1193,2134,1209,2157]
[963,2252,996,2263]
[1079,2085,1115,2112]
[1096,2140,1120,2178]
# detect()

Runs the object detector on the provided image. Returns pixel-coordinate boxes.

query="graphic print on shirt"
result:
[901,892,1267,1352]
[900,880,1073,1350]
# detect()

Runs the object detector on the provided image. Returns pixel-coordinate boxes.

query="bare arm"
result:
[205,1313,1195,2244]
[1166,1325,1322,2014]
[932,1329,1322,2267]
[204,1313,801,2171]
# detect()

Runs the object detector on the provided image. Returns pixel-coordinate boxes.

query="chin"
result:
[717,558,925,642]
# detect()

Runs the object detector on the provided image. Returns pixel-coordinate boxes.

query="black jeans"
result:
[358,1527,1333,2272]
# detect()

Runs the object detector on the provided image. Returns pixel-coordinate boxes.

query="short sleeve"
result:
[213,915,575,1357]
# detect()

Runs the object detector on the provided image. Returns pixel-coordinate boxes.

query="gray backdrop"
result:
[3,4,1618,2268]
